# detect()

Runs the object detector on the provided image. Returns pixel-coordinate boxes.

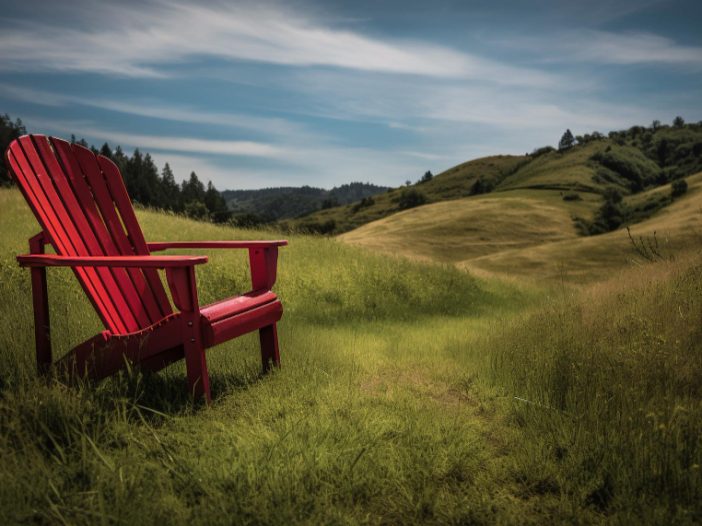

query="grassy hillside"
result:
[285,155,528,234]
[341,171,702,282]
[289,123,702,236]
[1,186,701,524]
[340,188,596,266]
[462,171,702,282]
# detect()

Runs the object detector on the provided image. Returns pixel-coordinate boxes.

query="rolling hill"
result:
[289,122,702,235]
[341,171,702,282]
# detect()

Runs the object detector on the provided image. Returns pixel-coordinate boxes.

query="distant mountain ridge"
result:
[221,182,390,222]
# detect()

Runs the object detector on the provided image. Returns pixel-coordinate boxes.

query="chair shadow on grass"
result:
[75,362,270,416]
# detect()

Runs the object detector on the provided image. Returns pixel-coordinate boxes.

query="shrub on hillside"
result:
[530,146,555,157]
[351,196,375,213]
[469,177,494,196]
[588,188,625,235]
[418,170,433,184]
[671,179,688,198]
[562,192,581,201]
[396,189,427,210]
[299,219,337,235]
[591,146,660,192]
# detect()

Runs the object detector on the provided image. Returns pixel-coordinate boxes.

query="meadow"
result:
[1,185,701,525]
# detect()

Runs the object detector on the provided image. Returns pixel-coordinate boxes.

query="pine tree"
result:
[558,129,575,151]
[160,163,182,212]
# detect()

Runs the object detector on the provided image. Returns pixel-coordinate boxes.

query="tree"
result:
[181,171,206,204]
[204,181,230,222]
[321,197,339,209]
[0,114,27,185]
[419,170,433,184]
[183,200,209,220]
[99,142,113,158]
[558,129,575,151]
[673,116,685,128]
[160,163,182,211]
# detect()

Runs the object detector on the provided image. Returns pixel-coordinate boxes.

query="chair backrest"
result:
[5,135,173,334]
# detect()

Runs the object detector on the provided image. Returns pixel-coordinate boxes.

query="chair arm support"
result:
[147,240,287,251]
[17,254,208,269]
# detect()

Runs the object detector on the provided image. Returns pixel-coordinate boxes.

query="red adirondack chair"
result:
[5,134,287,402]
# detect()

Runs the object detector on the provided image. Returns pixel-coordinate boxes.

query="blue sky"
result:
[1,0,701,190]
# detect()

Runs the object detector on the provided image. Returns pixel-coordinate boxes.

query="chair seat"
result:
[200,290,282,347]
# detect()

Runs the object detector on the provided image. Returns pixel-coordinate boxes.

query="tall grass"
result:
[481,258,702,522]
[1,187,700,524]
[0,188,527,525]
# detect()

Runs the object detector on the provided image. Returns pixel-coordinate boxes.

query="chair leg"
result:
[30,265,51,374]
[259,323,280,373]
[184,337,211,403]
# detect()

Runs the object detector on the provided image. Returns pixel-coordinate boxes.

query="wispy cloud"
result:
[0,82,314,141]
[0,0,555,86]
[510,30,702,67]
[569,30,702,66]
[22,116,287,158]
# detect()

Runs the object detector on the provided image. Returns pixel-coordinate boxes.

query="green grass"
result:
[286,155,527,234]
[1,186,701,524]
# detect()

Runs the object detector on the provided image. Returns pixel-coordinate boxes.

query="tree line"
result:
[0,114,231,223]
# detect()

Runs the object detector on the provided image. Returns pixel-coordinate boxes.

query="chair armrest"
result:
[147,240,287,251]
[146,240,287,290]
[17,254,208,269]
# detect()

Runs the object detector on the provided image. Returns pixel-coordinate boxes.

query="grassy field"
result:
[1,185,701,524]
[342,171,702,283]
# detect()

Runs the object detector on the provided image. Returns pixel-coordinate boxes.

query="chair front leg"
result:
[259,323,281,372]
[166,265,211,403]
[29,232,51,373]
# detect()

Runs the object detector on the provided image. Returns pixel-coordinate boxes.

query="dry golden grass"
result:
[341,172,702,283]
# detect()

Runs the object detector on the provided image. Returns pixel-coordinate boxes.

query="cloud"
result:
[0,0,555,86]
[0,82,313,141]
[571,31,702,66]
[21,116,287,158]
[510,30,702,67]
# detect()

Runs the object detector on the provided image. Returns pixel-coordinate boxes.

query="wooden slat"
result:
[7,148,120,332]
[32,136,148,331]
[70,144,164,327]
[20,136,140,332]
[98,156,172,318]
[52,138,162,331]
[8,141,126,333]
[49,139,157,327]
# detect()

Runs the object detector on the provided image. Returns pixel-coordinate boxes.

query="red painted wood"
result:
[148,240,288,251]
[199,290,277,323]
[260,324,281,372]
[32,135,149,331]
[29,232,51,372]
[98,155,173,318]
[8,140,125,332]
[249,247,278,290]
[18,254,208,268]
[59,314,183,380]
[71,144,159,329]
[167,265,211,402]
[203,300,283,347]
[6,134,288,402]
[45,138,131,331]
[19,136,140,332]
